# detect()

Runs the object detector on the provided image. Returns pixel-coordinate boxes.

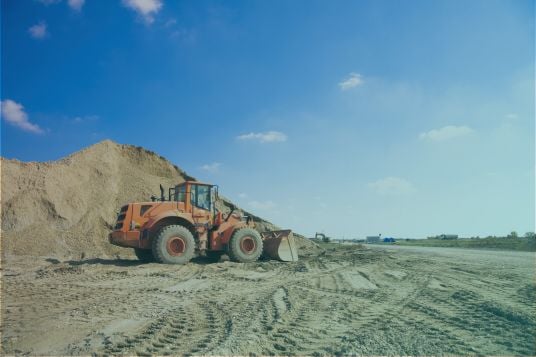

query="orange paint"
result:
[109,181,255,253]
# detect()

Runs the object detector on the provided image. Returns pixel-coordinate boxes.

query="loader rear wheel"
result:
[133,248,154,262]
[152,225,195,264]
[228,228,263,263]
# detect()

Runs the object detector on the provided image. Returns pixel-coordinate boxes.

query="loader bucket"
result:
[261,229,298,262]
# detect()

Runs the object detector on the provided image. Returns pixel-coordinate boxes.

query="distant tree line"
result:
[399,232,536,251]
[426,231,535,240]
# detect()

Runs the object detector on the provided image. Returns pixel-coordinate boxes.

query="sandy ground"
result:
[2,245,535,356]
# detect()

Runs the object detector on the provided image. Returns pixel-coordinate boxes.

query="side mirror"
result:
[159,184,165,201]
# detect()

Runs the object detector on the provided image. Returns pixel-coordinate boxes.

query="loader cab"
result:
[173,181,217,215]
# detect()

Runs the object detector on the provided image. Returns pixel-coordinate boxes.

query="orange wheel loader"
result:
[108,181,298,264]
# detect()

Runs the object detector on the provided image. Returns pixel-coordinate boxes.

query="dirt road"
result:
[2,245,534,355]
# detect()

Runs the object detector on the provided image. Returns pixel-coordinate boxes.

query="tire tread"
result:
[152,225,195,264]
[228,227,263,263]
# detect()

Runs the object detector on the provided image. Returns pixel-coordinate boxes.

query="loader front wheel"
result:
[133,248,154,262]
[152,225,195,264]
[228,228,263,263]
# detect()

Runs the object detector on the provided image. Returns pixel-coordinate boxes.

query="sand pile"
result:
[1,140,316,259]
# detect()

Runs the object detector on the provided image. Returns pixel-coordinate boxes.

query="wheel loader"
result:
[108,181,298,264]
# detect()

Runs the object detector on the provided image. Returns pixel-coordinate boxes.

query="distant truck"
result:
[383,237,396,243]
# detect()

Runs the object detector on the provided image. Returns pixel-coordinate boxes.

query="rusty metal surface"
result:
[261,229,298,262]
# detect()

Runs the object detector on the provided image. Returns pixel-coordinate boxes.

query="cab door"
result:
[190,184,212,233]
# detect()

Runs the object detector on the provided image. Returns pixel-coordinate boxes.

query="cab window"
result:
[190,185,211,210]
[174,185,186,202]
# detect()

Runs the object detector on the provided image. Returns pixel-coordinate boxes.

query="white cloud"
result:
[163,17,196,43]
[419,125,473,141]
[200,162,221,174]
[170,28,197,44]
[1,99,44,134]
[238,193,248,199]
[505,113,518,120]
[122,0,163,24]
[72,115,99,123]
[339,72,363,91]
[28,21,48,39]
[236,131,287,143]
[68,0,85,11]
[248,200,277,210]
[164,18,177,28]
[369,177,415,195]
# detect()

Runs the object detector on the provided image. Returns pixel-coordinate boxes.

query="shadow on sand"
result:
[64,256,222,267]
[65,258,146,267]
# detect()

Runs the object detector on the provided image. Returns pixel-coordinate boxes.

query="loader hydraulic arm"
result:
[225,204,236,222]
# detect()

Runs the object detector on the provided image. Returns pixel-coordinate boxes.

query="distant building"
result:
[439,234,458,240]
[366,236,381,244]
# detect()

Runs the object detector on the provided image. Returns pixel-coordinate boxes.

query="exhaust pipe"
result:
[160,184,165,201]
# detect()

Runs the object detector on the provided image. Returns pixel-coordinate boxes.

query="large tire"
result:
[152,225,196,264]
[133,248,154,262]
[228,228,263,263]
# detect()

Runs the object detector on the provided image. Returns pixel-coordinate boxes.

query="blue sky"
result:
[1,0,534,238]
